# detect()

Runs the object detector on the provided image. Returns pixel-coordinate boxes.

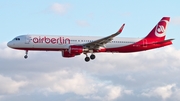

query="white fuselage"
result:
[7,35,141,51]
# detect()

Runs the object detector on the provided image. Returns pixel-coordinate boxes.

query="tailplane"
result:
[144,17,170,41]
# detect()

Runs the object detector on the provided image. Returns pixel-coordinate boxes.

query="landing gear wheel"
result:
[24,50,28,59]
[85,57,90,62]
[90,54,95,60]
[24,55,28,59]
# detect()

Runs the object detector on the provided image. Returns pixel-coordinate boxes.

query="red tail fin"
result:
[144,17,170,41]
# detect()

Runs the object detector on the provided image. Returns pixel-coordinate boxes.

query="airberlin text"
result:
[32,36,70,44]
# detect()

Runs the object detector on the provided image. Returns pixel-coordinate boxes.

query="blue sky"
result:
[1,1,180,48]
[1,1,180,101]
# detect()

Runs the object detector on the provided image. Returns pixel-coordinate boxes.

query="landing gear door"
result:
[25,36,31,44]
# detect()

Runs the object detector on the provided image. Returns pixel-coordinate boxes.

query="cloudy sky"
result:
[1,0,180,101]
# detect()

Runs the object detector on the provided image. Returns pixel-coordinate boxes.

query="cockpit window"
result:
[14,38,20,41]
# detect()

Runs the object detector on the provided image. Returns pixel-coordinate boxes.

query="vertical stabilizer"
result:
[144,17,170,41]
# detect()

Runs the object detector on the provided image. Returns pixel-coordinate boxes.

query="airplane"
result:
[7,17,174,62]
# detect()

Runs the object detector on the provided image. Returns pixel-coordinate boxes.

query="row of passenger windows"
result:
[70,40,134,43]
[12,38,133,43]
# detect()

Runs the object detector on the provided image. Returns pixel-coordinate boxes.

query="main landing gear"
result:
[84,53,96,62]
[24,50,28,59]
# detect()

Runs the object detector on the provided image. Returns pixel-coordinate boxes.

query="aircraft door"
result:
[25,36,32,44]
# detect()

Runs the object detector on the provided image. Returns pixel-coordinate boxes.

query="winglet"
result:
[117,23,125,33]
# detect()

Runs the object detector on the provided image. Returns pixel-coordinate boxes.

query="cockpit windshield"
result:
[14,38,20,41]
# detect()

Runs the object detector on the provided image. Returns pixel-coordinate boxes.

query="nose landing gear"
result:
[24,50,28,59]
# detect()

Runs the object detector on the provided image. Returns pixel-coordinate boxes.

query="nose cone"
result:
[7,41,13,48]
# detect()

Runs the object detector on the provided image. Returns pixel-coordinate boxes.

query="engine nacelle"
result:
[62,50,75,58]
[94,47,106,52]
[69,45,84,55]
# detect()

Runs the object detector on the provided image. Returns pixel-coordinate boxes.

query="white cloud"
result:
[142,84,176,100]
[0,42,40,59]
[126,75,136,82]
[171,87,180,100]
[21,70,131,99]
[0,75,27,94]
[50,3,71,15]
[42,71,95,95]
[106,85,122,100]
[124,90,133,95]
[1,42,180,101]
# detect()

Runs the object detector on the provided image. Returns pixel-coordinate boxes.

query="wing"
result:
[82,24,125,49]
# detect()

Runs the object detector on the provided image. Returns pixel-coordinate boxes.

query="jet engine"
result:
[68,45,84,55]
[62,50,75,57]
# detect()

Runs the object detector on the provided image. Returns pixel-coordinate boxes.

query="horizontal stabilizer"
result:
[153,39,174,44]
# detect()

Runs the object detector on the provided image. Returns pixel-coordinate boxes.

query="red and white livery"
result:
[7,17,174,62]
